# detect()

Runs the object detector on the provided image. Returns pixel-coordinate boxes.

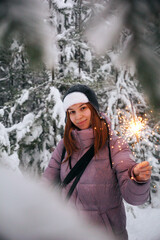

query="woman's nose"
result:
[75,111,82,120]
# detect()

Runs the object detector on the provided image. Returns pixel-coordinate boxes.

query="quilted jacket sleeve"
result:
[43,139,64,184]
[111,136,150,205]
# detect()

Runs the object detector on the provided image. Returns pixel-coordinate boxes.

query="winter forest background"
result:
[0,0,160,240]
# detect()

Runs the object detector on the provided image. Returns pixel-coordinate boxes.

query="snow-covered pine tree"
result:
[0,0,64,175]
[0,37,65,175]
[98,67,160,205]
[48,0,95,88]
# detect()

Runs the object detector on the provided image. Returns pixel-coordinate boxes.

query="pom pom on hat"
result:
[63,84,99,112]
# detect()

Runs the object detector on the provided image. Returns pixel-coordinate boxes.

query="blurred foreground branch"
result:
[85,0,160,109]
[0,0,58,68]
[0,167,112,240]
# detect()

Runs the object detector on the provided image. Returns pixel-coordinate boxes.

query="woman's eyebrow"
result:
[68,107,74,111]
[80,103,86,107]
[68,104,86,111]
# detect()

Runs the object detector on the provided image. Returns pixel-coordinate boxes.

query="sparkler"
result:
[128,117,145,143]
[117,110,148,143]
[115,94,148,145]
[115,107,149,162]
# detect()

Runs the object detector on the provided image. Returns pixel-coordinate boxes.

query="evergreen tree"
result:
[100,68,160,202]
[0,38,65,175]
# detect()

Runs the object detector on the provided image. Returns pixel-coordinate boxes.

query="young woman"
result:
[43,84,152,240]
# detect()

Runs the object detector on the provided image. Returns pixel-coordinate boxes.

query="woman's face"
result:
[67,103,91,130]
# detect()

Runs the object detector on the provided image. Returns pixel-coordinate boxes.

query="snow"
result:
[47,86,65,127]
[10,39,20,50]
[54,0,73,9]
[7,113,35,142]
[17,89,29,105]
[25,125,43,144]
[85,50,92,72]
[7,90,30,124]
[0,108,4,116]
[65,45,75,62]
[126,204,160,240]
[0,122,10,150]
[0,151,21,173]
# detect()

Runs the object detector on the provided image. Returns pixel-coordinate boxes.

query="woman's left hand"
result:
[133,161,152,182]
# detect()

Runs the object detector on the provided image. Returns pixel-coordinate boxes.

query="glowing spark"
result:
[130,119,144,136]
[126,117,146,142]
[117,109,148,144]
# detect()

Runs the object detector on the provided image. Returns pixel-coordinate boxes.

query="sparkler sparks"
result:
[117,110,148,143]
[130,119,143,134]
[128,117,146,142]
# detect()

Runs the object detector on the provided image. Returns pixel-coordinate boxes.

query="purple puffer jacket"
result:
[43,121,150,240]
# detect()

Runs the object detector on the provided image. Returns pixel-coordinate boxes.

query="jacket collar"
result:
[71,128,94,149]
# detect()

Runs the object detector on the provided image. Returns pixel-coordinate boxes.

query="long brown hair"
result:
[63,103,108,161]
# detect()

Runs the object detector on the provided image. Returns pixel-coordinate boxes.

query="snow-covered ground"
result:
[127,204,160,240]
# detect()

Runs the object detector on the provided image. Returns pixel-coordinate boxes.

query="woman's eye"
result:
[81,106,86,111]
[69,111,75,115]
